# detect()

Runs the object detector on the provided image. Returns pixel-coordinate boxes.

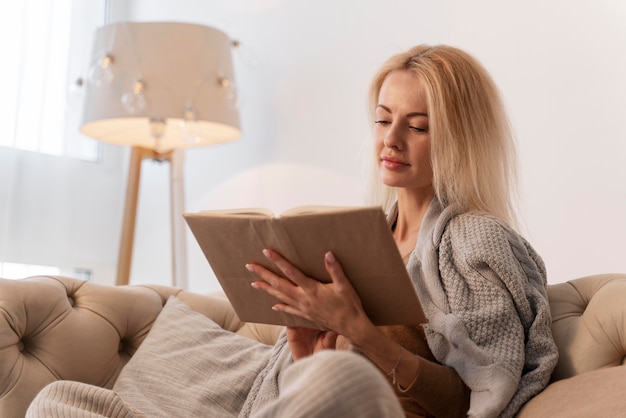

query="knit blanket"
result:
[238,331,291,417]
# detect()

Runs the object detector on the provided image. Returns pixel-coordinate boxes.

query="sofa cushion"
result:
[517,365,626,417]
[112,297,274,417]
[548,274,626,380]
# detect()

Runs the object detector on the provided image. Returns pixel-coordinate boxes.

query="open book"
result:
[184,205,425,328]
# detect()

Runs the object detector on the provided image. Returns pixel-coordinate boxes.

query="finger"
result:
[324,251,351,288]
[271,301,317,325]
[324,252,365,316]
[262,249,314,288]
[323,331,339,349]
[246,263,301,306]
[246,263,293,289]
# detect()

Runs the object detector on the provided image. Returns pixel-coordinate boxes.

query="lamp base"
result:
[116,146,188,289]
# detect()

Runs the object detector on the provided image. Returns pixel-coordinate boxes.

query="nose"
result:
[383,123,403,151]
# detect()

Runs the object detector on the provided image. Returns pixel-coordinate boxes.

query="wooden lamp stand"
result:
[116,146,188,288]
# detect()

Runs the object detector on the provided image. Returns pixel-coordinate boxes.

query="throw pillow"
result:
[112,296,273,417]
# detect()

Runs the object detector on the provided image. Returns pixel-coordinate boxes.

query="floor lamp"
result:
[80,22,242,288]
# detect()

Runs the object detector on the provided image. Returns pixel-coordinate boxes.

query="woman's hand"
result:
[248,249,424,391]
[246,249,373,341]
[286,327,338,360]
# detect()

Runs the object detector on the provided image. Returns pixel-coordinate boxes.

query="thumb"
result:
[323,331,339,349]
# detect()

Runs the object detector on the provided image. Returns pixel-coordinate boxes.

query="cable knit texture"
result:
[403,199,558,418]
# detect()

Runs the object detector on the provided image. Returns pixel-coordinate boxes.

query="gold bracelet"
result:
[387,350,402,385]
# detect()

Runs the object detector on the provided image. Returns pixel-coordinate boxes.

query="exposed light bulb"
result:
[180,105,200,144]
[219,76,231,87]
[66,77,85,111]
[150,118,166,151]
[227,84,239,107]
[121,79,146,114]
[88,54,114,87]
[219,76,239,108]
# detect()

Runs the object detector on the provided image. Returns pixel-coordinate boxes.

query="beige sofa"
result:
[1,273,625,417]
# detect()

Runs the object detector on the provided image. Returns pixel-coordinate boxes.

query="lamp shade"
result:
[80,22,241,152]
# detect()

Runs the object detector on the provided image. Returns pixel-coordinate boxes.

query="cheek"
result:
[422,143,432,164]
[410,142,432,171]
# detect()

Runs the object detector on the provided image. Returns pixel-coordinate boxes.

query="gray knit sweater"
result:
[396,199,558,418]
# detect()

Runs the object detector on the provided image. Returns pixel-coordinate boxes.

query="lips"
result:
[380,156,409,170]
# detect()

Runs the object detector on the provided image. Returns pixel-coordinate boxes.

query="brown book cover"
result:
[184,205,425,328]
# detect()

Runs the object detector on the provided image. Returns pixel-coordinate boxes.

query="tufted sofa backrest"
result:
[547,273,626,380]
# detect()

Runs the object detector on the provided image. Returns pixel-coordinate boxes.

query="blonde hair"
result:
[366,44,519,227]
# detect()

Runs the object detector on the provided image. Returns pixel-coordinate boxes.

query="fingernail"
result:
[325,251,335,263]
[245,264,254,272]
[262,249,271,258]
[250,281,258,289]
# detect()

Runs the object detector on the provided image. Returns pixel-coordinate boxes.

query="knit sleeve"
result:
[435,214,558,418]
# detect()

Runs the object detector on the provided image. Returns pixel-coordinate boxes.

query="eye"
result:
[374,120,391,126]
[409,125,428,133]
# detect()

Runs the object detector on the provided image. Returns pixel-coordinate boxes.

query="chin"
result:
[380,175,408,188]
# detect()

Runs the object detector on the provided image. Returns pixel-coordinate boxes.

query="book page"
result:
[190,207,275,218]
[280,205,367,217]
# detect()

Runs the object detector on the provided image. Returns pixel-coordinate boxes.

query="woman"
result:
[247,44,559,417]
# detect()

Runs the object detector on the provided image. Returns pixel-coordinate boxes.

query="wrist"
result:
[343,317,380,351]
[386,349,403,385]
[348,325,421,391]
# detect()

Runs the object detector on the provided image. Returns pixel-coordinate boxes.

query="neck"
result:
[393,187,435,241]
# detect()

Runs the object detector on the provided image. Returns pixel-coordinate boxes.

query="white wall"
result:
[35,0,624,291]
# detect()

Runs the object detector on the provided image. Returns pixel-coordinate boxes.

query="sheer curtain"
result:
[0,0,109,279]
[1,0,106,159]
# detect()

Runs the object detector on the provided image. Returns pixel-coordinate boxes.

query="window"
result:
[1,0,107,161]
[0,261,92,281]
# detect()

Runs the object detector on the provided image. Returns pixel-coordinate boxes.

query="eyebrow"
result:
[376,104,428,118]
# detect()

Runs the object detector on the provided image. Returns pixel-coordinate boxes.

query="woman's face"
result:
[374,70,433,193]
